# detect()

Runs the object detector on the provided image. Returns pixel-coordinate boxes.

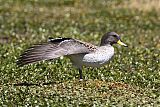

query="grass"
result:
[0,0,160,106]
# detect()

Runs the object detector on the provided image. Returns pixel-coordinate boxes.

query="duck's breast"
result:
[82,46,114,67]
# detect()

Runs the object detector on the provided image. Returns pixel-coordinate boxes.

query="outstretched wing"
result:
[17,38,96,66]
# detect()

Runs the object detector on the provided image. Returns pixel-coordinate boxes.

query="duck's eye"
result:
[113,35,117,37]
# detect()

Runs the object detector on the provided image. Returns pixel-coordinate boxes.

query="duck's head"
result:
[100,32,128,47]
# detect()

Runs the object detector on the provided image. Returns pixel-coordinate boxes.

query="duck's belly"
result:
[69,47,114,67]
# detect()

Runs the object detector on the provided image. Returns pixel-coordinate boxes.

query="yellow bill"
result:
[117,40,128,47]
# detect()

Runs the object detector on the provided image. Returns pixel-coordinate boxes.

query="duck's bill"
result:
[117,40,128,47]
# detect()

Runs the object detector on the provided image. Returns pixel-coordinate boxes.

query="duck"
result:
[17,32,128,79]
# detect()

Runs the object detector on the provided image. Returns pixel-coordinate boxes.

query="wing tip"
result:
[16,59,25,67]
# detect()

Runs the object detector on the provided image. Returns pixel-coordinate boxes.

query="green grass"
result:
[0,0,160,106]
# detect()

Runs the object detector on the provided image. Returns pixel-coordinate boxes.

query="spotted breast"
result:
[69,45,114,68]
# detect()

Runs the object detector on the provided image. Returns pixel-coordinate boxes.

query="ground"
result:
[0,0,160,106]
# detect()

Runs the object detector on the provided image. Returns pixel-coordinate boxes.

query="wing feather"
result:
[17,38,96,66]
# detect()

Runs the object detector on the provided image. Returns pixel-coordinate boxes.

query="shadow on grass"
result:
[13,81,58,86]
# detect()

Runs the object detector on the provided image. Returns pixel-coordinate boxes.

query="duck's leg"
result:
[78,68,83,79]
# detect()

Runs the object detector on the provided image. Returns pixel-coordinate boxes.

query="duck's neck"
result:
[100,43,112,46]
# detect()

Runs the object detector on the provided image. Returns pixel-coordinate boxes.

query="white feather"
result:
[69,45,114,68]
